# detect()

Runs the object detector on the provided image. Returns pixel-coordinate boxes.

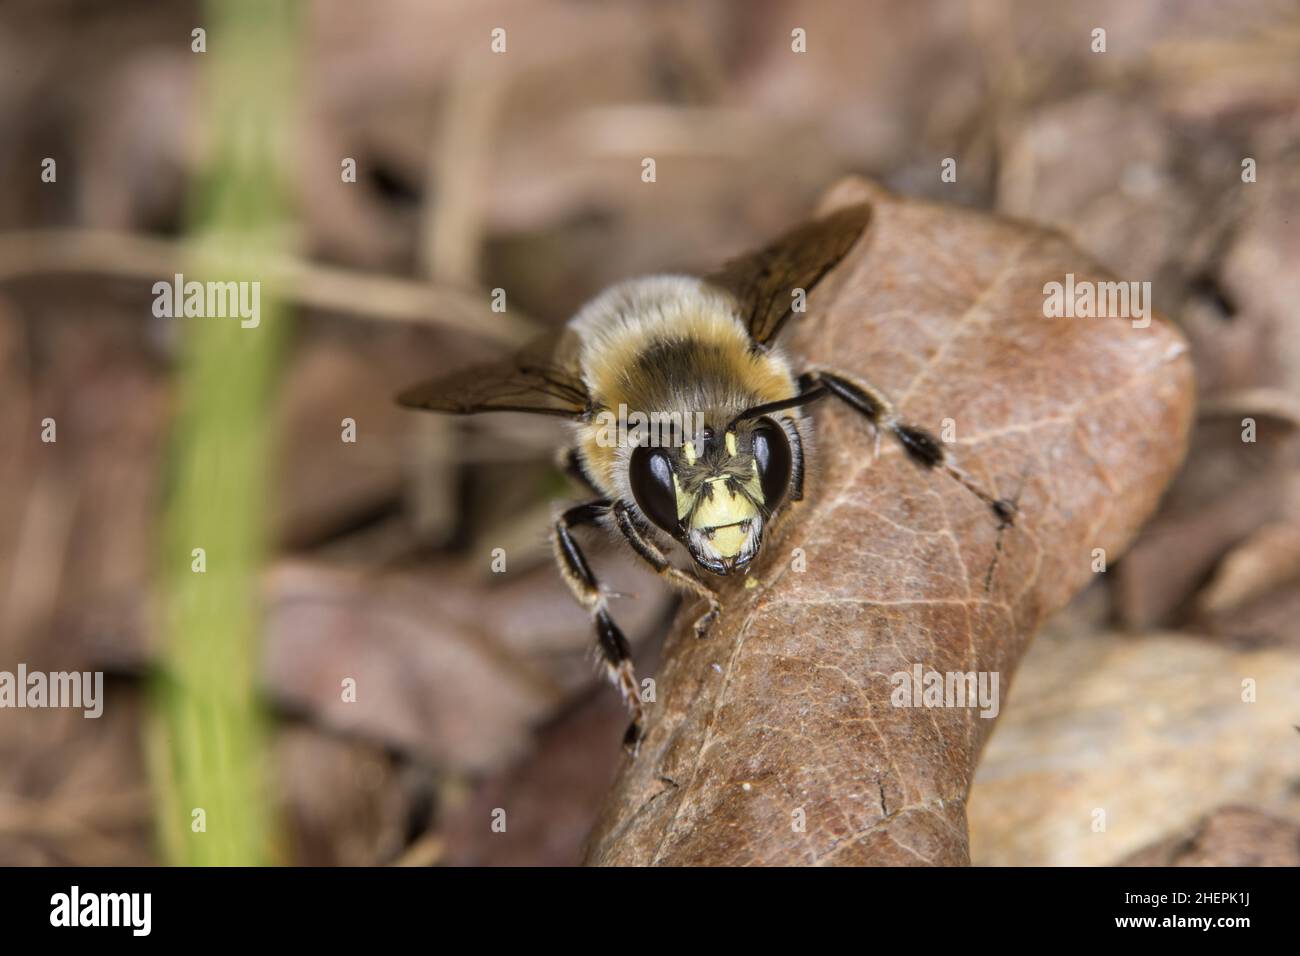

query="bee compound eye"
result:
[628,445,681,536]
[751,417,792,509]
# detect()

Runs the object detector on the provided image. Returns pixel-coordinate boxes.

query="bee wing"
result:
[703,202,871,348]
[396,332,589,419]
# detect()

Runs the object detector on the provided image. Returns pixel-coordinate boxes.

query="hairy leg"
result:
[799,369,1017,527]
[798,369,1019,591]
[551,500,644,752]
[610,502,722,637]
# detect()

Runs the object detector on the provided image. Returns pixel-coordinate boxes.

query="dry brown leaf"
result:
[1120,806,1300,867]
[272,330,495,550]
[1189,515,1300,647]
[585,179,1194,866]
[1113,412,1298,629]
[968,627,1300,865]
[1197,518,1300,617]
[441,691,631,866]
[263,551,670,773]
[275,726,412,867]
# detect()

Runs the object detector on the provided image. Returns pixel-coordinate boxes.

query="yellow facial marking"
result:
[725,431,737,456]
[683,440,697,466]
[694,478,756,525]
[710,523,750,558]
[693,477,760,558]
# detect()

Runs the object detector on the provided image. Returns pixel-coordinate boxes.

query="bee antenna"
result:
[726,385,828,433]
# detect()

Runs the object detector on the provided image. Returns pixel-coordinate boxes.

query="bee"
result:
[397,202,1016,753]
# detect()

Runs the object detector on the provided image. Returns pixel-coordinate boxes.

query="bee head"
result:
[628,417,793,575]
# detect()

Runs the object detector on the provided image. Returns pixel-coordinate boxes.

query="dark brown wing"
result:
[703,202,871,347]
[396,333,589,419]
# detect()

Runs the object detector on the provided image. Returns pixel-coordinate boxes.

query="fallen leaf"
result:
[275,726,411,867]
[1111,414,1296,629]
[584,178,1194,866]
[1119,806,1300,867]
[441,690,632,866]
[967,627,1300,865]
[1196,518,1300,618]
[274,337,429,550]
[263,550,670,774]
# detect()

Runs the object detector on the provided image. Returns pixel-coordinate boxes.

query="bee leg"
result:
[552,500,645,754]
[611,502,722,639]
[980,465,1030,591]
[800,369,1019,529]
